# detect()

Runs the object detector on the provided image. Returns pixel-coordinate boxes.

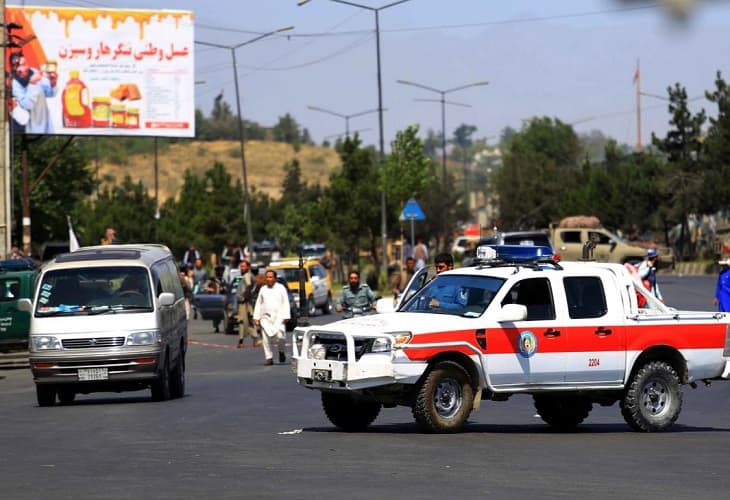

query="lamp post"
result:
[307,105,380,138]
[396,79,489,181]
[299,0,412,278]
[196,26,293,257]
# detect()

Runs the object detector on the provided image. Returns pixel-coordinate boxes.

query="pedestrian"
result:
[413,237,429,270]
[221,239,243,281]
[235,259,261,348]
[335,270,376,313]
[638,248,663,302]
[390,256,416,299]
[253,269,291,366]
[100,227,118,245]
[182,244,200,269]
[713,258,730,312]
[179,265,193,320]
[191,258,208,319]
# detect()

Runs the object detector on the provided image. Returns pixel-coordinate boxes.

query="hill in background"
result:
[95,140,342,202]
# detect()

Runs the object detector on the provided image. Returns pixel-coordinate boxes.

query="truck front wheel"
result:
[412,361,474,433]
[321,392,381,431]
[621,360,682,432]
[533,395,592,431]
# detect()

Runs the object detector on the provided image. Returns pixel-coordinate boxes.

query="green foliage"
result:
[493,117,582,229]
[383,124,433,207]
[12,136,95,247]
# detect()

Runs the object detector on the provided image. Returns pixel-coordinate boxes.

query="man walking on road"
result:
[236,260,261,348]
[253,270,291,366]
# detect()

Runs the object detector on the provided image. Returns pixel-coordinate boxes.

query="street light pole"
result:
[396,79,489,181]
[307,105,380,138]
[299,0,412,279]
[196,25,293,257]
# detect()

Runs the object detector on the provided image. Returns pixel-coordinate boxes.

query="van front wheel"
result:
[151,356,171,401]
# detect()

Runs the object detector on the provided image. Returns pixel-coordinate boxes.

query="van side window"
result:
[564,276,607,319]
[502,278,555,321]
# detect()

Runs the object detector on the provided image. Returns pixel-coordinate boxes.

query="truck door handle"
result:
[543,328,561,338]
[595,327,612,336]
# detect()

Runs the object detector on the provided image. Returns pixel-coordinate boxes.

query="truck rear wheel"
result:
[321,392,381,431]
[533,395,592,430]
[412,361,474,433]
[621,360,682,432]
[36,385,56,407]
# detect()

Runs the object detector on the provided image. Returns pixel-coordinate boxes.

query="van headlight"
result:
[127,330,160,346]
[30,335,61,351]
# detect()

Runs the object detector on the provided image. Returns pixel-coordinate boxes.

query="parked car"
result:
[0,258,38,367]
[268,258,333,316]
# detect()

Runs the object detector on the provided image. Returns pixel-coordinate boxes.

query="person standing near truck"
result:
[713,258,730,312]
[253,270,291,366]
[639,248,663,302]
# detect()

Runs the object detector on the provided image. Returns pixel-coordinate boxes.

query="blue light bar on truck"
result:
[475,244,554,263]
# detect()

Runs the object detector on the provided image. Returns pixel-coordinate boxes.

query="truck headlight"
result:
[127,330,160,346]
[30,335,61,351]
[371,337,391,353]
[390,331,412,346]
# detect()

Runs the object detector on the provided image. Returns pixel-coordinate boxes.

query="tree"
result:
[492,117,582,229]
[272,113,302,146]
[703,71,730,210]
[383,125,433,208]
[12,136,95,248]
[652,82,707,258]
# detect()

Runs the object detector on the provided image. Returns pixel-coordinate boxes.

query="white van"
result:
[18,244,187,406]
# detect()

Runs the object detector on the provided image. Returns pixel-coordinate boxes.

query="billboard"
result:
[5,6,195,137]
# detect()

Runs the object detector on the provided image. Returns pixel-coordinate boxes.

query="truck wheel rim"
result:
[434,378,461,418]
[641,378,670,417]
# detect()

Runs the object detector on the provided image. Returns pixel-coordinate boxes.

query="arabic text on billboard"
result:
[5,6,195,138]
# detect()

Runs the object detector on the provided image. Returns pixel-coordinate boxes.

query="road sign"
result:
[399,198,426,221]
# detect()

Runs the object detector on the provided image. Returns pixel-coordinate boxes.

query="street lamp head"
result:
[297,0,311,5]
[276,25,295,33]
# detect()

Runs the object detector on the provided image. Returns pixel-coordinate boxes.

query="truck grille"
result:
[310,331,371,361]
[62,337,126,349]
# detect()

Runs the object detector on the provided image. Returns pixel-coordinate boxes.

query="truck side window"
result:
[588,231,611,245]
[560,231,581,244]
[564,276,607,318]
[502,278,555,321]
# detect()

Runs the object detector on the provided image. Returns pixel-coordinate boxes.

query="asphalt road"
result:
[1,276,729,500]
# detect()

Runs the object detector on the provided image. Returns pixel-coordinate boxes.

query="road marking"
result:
[278,429,303,435]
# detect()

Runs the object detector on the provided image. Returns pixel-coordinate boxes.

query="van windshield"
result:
[36,266,153,316]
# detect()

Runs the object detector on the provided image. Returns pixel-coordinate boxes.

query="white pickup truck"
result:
[293,245,730,433]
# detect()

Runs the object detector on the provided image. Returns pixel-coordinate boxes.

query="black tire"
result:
[321,392,381,432]
[151,355,171,402]
[412,361,474,433]
[307,296,317,316]
[36,385,56,407]
[321,294,334,315]
[57,387,76,405]
[621,360,682,432]
[169,351,186,399]
[533,395,592,431]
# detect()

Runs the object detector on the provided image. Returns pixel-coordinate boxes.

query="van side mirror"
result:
[158,292,175,307]
[17,298,33,312]
[497,303,527,322]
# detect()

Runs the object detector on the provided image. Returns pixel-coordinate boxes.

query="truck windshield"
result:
[400,275,505,317]
[35,266,153,316]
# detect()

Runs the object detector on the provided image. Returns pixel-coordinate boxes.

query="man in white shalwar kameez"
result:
[253,270,291,365]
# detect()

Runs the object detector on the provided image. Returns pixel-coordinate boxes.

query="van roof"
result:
[45,244,173,270]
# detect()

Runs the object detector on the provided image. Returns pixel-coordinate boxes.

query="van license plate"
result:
[78,368,108,381]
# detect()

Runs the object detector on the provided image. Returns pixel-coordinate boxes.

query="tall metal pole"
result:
[230,48,254,257]
[635,59,642,153]
[1,0,10,258]
[374,9,388,278]
[440,94,446,180]
[307,105,380,140]
[196,26,292,258]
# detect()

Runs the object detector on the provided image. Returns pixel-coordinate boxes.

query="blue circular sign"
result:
[518,331,538,358]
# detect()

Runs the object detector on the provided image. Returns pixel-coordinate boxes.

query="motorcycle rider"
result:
[335,270,376,313]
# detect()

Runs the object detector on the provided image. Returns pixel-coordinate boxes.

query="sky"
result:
[9,0,730,151]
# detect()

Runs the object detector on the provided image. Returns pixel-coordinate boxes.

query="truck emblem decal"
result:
[518,331,537,358]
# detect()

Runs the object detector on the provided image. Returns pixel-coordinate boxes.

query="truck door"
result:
[488,277,566,387]
[0,275,31,345]
[562,275,626,384]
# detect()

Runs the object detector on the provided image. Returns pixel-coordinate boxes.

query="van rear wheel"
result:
[36,385,56,407]
[57,387,76,405]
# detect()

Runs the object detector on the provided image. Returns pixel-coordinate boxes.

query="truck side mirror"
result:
[497,303,527,322]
